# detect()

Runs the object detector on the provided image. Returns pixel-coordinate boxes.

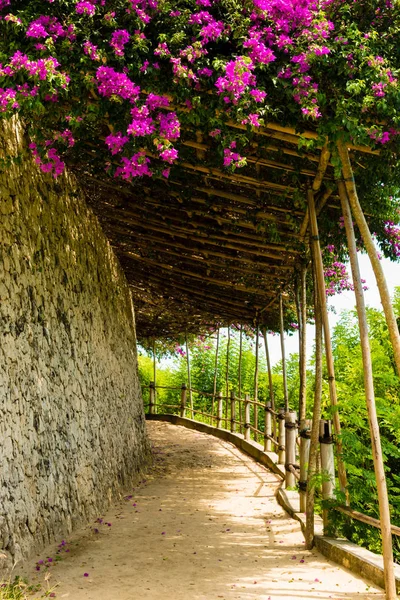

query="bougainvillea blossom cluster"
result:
[384,221,400,258]
[0,0,399,191]
[324,244,368,297]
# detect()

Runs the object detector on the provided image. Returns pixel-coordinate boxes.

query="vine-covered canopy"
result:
[1,0,400,338]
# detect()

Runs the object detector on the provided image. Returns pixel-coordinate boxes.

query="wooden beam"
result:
[177,160,296,193]
[130,270,263,314]
[131,196,302,238]
[121,244,287,279]
[181,140,325,178]
[108,223,295,269]
[122,251,277,295]
[118,199,301,243]
[104,212,300,260]
[169,181,304,215]
[112,203,302,251]
[299,187,334,240]
[227,120,380,156]
[313,145,331,192]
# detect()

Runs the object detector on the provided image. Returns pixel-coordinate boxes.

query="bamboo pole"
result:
[238,324,243,431]
[279,293,289,412]
[263,328,276,444]
[230,390,236,433]
[124,250,292,294]
[152,339,157,411]
[217,391,223,429]
[180,383,187,418]
[319,419,336,533]
[305,260,323,549]
[337,140,400,377]
[244,394,251,441]
[336,505,400,536]
[299,419,311,513]
[115,202,302,252]
[285,411,298,488]
[212,328,220,422]
[299,265,308,420]
[299,188,334,241]
[254,325,260,437]
[124,238,294,274]
[307,189,348,498]
[149,381,155,415]
[185,333,193,419]
[175,182,305,215]
[225,327,231,421]
[238,325,243,400]
[278,409,286,465]
[339,181,396,599]
[116,214,299,260]
[313,146,331,192]
[226,119,379,155]
[264,402,272,452]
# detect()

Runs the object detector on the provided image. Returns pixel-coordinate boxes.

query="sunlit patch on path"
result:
[26,422,385,599]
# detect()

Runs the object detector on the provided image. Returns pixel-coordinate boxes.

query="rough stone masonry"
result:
[0,118,151,569]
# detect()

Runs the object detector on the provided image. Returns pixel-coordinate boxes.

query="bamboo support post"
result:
[254,325,260,437]
[306,262,323,549]
[299,419,311,513]
[279,294,289,412]
[230,390,236,433]
[185,333,193,419]
[238,325,243,422]
[307,189,348,499]
[337,140,400,379]
[263,329,277,445]
[338,180,396,599]
[278,408,286,465]
[299,266,308,421]
[244,394,251,442]
[149,381,156,415]
[225,327,231,421]
[152,340,157,409]
[285,411,298,488]
[319,419,335,534]
[217,391,223,429]
[211,328,219,420]
[264,402,272,452]
[180,383,187,418]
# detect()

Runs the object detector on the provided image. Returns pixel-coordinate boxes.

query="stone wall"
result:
[0,119,151,568]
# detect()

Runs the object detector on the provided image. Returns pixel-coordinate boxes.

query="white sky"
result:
[267,253,400,366]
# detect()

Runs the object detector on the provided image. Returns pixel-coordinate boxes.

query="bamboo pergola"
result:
[78,119,398,598]
[80,120,374,339]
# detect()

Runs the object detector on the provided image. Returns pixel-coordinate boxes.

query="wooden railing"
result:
[143,381,400,540]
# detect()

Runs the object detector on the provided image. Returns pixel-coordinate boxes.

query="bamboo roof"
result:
[79,121,372,340]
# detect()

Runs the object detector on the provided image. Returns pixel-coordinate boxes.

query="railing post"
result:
[230,390,236,433]
[278,408,286,465]
[149,381,156,415]
[217,391,223,429]
[244,393,251,441]
[180,383,187,418]
[319,419,335,533]
[285,410,298,488]
[264,402,272,452]
[299,419,311,513]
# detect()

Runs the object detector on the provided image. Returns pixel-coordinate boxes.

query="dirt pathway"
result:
[26,421,385,599]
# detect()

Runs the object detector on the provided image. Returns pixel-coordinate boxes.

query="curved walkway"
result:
[27,421,385,599]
